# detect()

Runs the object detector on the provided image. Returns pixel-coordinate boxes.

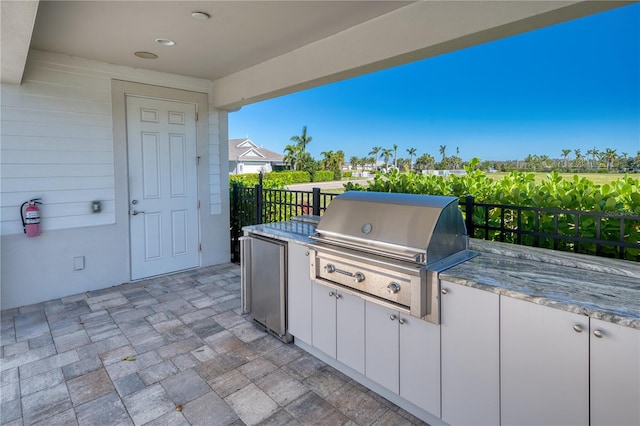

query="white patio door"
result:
[126,95,199,280]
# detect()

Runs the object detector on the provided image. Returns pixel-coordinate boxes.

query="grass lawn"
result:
[319,188,345,194]
[488,172,630,185]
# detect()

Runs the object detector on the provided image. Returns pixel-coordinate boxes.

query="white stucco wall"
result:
[0,50,230,309]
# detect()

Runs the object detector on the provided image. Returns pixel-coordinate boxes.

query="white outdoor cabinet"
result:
[500,296,589,426]
[287,242,313,344]
[365,301,441,417]
[440,281,500,426]
[311,281,365,374]
[590,318,640,426]
[365,302,400,392]
[311,281,336,356]
[399,308,440,417]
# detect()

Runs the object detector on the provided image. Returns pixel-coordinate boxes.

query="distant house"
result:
[229,138,286,174]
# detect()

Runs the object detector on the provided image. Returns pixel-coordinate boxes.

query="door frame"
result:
[112,80,209,281]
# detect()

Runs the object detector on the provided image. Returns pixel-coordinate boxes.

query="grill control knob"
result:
[324,264,336,273]
[354,272,365,283]
[387,282,401,294]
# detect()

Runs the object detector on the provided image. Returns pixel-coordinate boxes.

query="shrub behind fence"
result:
[230,185,640,263]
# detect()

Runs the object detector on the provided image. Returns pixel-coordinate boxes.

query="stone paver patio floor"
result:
[1,264,426,425]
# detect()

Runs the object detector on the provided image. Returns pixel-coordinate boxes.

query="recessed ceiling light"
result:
[191,11,210,21]
[155,38,176,46]
[134,51,158,59]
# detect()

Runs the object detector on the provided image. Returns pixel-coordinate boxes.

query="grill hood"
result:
[313,191,468,265]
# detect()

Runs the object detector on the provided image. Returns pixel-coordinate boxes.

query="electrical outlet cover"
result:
[74,256,85,271]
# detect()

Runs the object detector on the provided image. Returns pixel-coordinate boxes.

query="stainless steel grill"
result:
[310,191,474,324]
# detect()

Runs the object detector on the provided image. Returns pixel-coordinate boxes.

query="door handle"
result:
[131,210,145,216]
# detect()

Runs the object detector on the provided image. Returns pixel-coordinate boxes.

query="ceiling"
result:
[30,1,411,81]
[2,1,634,109]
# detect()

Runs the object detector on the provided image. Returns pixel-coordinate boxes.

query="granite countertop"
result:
[243,219,640,330]
[242,216,319,244]
[468,239,640,279]
[441,250,640,329]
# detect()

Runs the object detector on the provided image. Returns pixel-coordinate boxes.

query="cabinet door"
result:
[365,301,399,393]
[312,281,337,357]
[287,243,312,344]
[440,281,499,425]
[399,313,440,417]
[501,296,589,426]
[590,318,640,426]
[336,291,365,374]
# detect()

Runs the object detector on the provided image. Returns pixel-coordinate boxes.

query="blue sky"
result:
[229,3,639,162]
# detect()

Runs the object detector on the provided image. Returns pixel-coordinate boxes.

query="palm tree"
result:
[368,156,377,170]
[380,148,393,170]
[349,156,359,171]
[335,150,345,171]
[283,144,300,170]
[406,147,417,171]
[450,155,462,170]
[359,157,368,171]
[393,143,399,168]
[604,148,617,170]
[369,147,381,169]
[524,154,534,170]
[587,147,599,170]
[296,151,316,174]
[540,155,551,170]
[561,149,571,171]
[415,153,435,171]
[574,149,583,170]
[620,152,629,170]
[396,157,409,171]
[290,126,312,153]
[439,145,447,161]
[320,150,335,170]
[525,154,544,171]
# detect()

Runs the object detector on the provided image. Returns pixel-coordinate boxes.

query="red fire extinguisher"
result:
[21,199,42,237]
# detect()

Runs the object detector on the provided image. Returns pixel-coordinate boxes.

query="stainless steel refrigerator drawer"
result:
[241,235,291,342]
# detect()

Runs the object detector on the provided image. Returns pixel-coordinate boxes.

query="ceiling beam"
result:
[1,1,39,84]
[212,1,633,110]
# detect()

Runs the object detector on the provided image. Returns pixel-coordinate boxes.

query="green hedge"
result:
[229,171,311,189]
[313,170,334,182]
[343,158,640,261]
[346,167,640,215]
[269,170,311,184]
